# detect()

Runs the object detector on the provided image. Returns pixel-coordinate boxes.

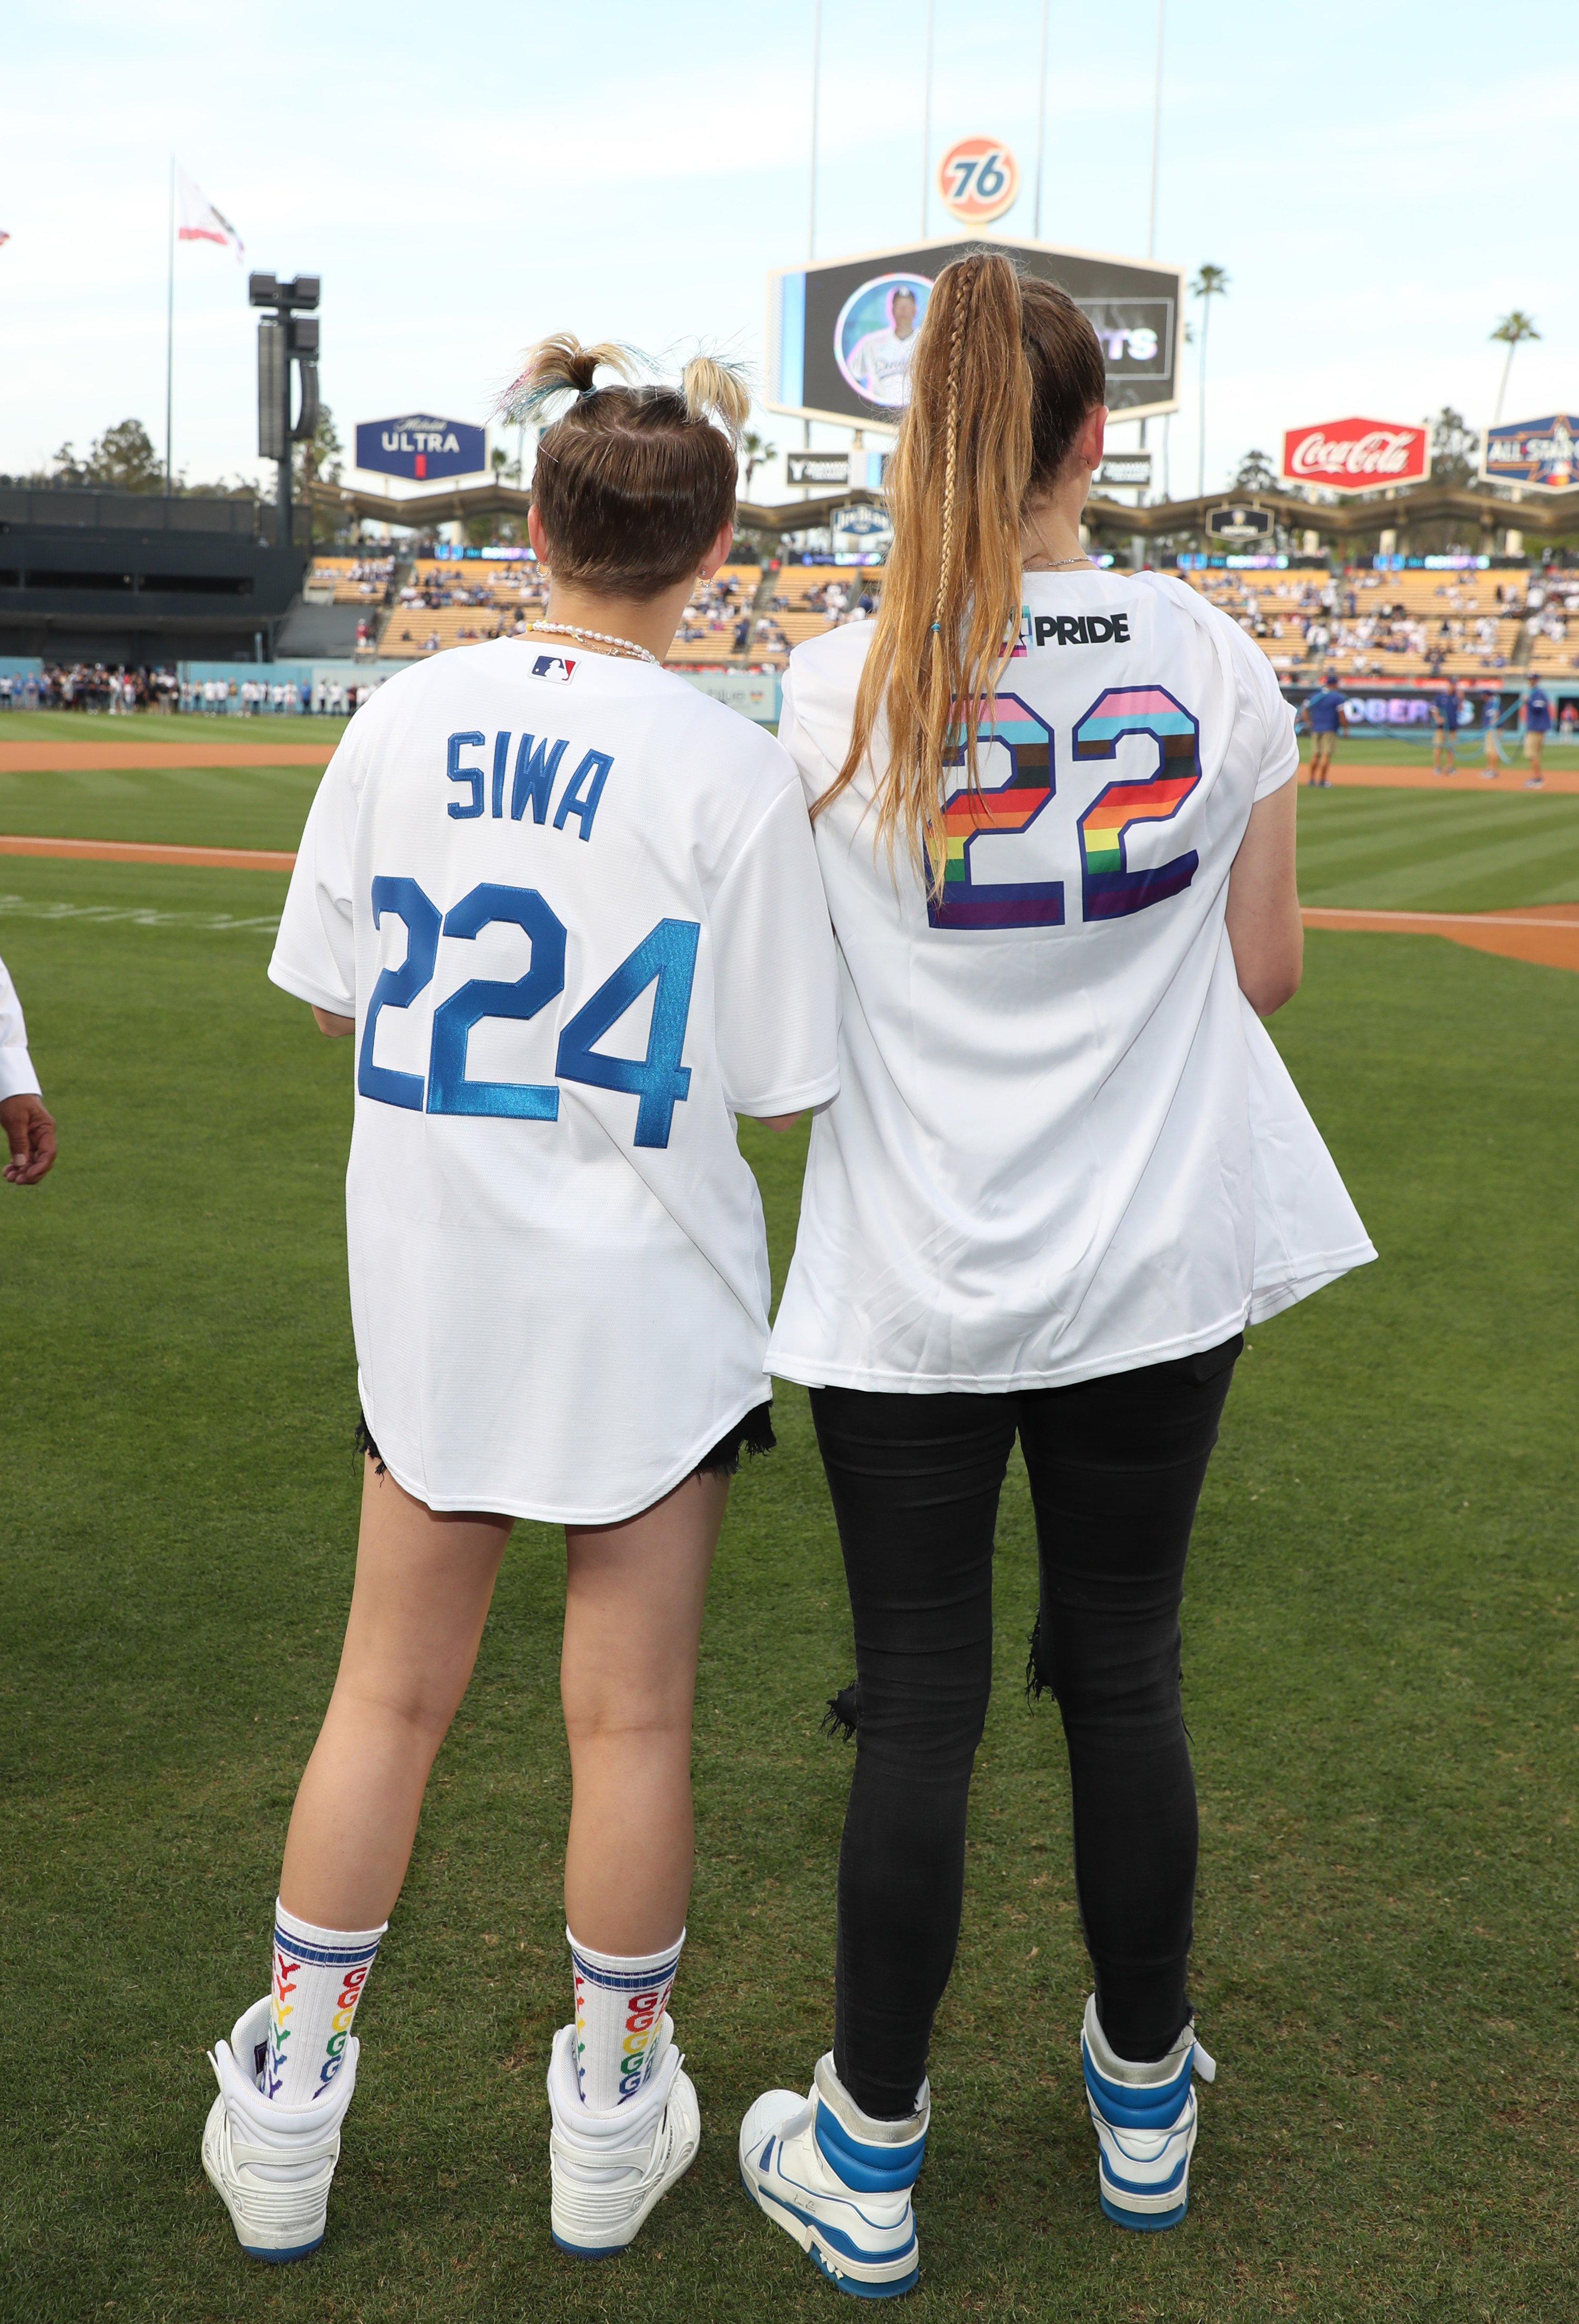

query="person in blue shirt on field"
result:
[1303,669,1343,787]
[1431,684,1460,776]
[1519,683,1552,787]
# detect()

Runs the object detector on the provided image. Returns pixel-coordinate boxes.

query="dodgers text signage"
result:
[355,413,487,482]
[768,236,1184,430]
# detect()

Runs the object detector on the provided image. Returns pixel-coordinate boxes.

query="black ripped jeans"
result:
[811,1335,1240,2120]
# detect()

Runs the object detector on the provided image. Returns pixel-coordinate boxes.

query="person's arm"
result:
[0,955,57,1184]
[1226,777,1302,1016]
[312,1006,355,1038]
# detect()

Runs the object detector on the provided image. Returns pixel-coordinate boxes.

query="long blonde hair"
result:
[815,256,1106,890]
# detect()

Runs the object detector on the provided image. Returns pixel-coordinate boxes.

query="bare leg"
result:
[278,1460,511,1929]
[561,1470,727,1955]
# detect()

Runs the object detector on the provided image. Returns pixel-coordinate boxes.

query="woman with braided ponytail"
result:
[201,338,840,2268]
[740,256,1372,2290]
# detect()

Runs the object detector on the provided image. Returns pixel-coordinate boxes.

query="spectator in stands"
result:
[1519,682,1552,786]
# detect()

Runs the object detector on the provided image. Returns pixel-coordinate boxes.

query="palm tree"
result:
[741,430,777,495]
[1191,265,1229,500]
[1490,311,1540,424]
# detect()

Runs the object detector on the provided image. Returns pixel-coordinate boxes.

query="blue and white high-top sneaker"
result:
[1081,1994,1216,2231]
[739,2054,928,2299]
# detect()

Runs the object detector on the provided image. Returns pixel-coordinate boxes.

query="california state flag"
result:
[178,168,244,262]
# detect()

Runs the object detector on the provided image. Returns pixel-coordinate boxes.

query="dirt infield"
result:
[0,834,297,871]
[0,740,334,773]
[1302,902,1579,972]
[1320,762,1579,795]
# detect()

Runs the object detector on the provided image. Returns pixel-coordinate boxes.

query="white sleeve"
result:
[268,732,362,1014]
[774,665,836,810]
[0,952,41,1101]
[710,778,841,1117]
[1237,636,1300,799]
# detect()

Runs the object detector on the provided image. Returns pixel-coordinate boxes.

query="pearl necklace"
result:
[527,619,657,665]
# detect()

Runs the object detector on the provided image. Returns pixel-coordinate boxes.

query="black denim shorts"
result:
[355,1400,775,1487]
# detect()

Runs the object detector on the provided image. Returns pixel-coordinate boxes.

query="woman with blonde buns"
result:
[200,340,840,2267]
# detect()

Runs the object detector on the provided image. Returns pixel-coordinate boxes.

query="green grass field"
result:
[1,757,1575,2321]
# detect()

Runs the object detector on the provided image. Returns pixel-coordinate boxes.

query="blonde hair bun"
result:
[499,334,635,423]
[680,355,752,441]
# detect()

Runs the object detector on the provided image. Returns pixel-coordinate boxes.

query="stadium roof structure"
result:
[311,475,1579,549]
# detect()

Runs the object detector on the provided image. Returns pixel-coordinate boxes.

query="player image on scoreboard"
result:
[834,273,933,410]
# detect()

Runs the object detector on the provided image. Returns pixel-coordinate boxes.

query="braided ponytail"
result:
[817,256,1105,897]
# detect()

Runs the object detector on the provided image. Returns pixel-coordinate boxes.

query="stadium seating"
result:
[381,605,523,658]
[306,555,396,606]
[1181,567,1528,683]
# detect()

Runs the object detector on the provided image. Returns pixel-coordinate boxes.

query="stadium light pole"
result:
[1033,0,1050,238]
[1136,0,1164,493]
[808,0,821,262]
[1146,0,1164,261]
[804,0,822,491]
[921,0,934,236]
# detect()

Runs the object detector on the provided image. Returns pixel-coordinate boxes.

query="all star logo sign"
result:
[530,652,578,682]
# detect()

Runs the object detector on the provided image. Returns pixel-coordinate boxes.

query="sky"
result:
[2,0,1573,511]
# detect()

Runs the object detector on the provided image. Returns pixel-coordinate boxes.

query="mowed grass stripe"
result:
[0,761,325,854]
[1297,787,1579,911]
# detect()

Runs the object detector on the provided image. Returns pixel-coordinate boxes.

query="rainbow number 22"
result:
[928,692,1061,929]
[1073,686,1202,921]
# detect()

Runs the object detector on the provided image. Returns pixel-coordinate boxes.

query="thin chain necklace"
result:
[527,619,657,665]
[1024,553,1093,570]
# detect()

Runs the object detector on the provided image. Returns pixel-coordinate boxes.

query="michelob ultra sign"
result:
[355,414,487,481]
[1481,415,1579,492]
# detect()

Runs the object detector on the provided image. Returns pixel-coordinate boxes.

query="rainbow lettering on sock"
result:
[1073,684,1202,920]
[267,1923,382,2104]
[928,692,1062,929]
[571,1944,681,2107]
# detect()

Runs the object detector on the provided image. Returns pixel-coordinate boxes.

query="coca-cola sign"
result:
[1281,416,1431,492]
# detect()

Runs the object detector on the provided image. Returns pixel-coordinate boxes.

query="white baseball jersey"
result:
[768,571,1374,1394]
[0,951,42,1101]
[271,642,840,1522]
[845,328,919,408]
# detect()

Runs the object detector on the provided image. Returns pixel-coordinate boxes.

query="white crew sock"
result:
[567,1925,684,2113]
[266,1898,386,2107]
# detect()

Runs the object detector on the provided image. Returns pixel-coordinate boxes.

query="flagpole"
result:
[164,156,174,496]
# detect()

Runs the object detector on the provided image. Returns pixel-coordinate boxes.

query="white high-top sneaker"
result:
[1081,1994,1216,2231]
[201,1996,358,2262]
[739,2055,928,2299]
[546,2014,700,2258]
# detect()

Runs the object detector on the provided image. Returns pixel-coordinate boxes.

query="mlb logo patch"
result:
[530,652,578,683]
